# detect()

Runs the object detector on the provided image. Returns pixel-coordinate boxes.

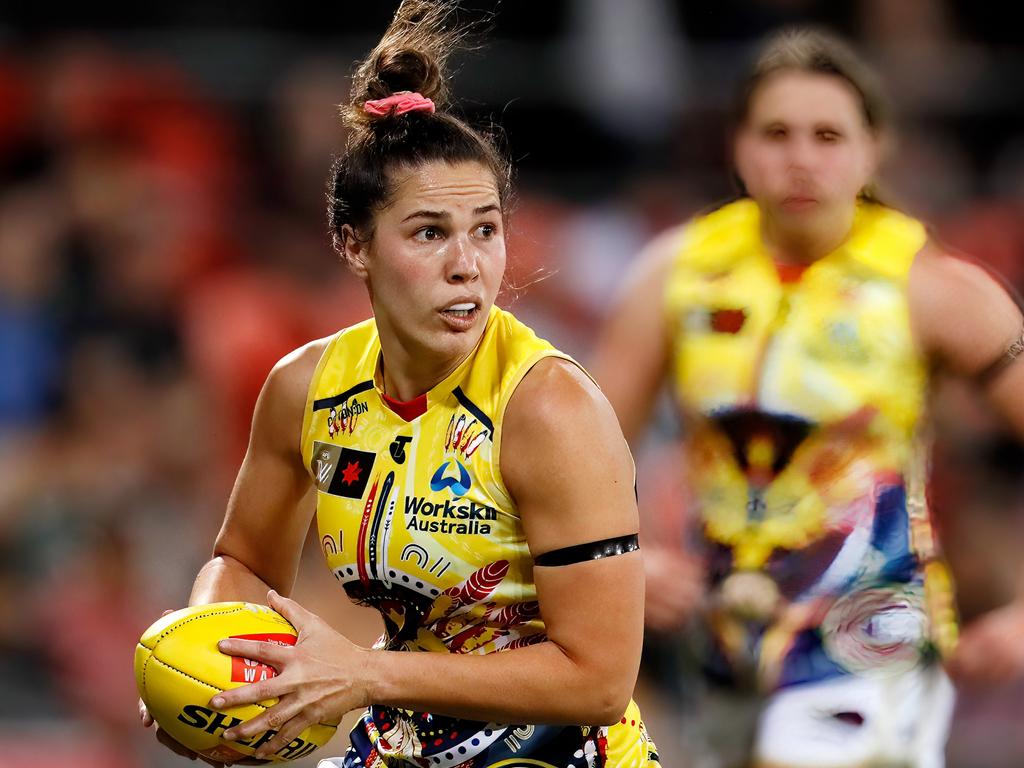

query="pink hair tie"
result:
[363,91,436,118]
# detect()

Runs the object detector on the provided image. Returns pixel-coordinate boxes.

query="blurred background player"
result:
[138,2,657,767]
[593,26,1024,768]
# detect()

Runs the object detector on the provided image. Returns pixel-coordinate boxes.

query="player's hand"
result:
[947,600,1024,685]
[140,610,229,767]
[643,546,706,631]
[209,590,370,760]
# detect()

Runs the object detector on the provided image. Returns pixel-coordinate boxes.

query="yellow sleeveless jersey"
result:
[664,199,957,689]
[301,306,658,768]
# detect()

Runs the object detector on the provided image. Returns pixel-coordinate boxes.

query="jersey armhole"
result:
[490,350,577,514]
[299,332,343,476]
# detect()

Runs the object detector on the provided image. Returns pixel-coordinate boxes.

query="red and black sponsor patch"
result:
[228,633,296,683]
[327,447,376,499]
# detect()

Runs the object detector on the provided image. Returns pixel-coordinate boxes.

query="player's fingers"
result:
[268,590,316,631]
[252,710,313,760]
[210,675,287,711]
[139,698,154,726]
[223,696,305,743]
[217,637,290,667]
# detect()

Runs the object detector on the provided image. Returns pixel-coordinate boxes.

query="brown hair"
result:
[737,26,888,132]
[328,0,510,253]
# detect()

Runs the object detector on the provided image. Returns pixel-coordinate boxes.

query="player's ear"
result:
[340,225,370,279]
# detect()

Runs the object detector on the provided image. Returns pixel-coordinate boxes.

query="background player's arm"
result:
[591,225,704,630]
[190,341,324,605]
[590,225,681,443]
[209,358,644,756]
[909,245,1024,432]
[909,246,1024,683]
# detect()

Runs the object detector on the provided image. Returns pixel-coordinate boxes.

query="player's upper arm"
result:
[909,245,1024,435]
[499,358,643,713]
[212,339,328,593]
[501,357,639,553]
[590,224,684,444]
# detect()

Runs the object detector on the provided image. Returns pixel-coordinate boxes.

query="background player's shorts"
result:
[753,664,955,768]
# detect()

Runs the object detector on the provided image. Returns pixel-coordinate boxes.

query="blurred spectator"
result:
[0,179,67,427]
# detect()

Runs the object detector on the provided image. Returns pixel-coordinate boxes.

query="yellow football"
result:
[134,602,339,764]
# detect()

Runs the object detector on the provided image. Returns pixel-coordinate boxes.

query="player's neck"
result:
[761,206,855,264]
[377,341,466,403]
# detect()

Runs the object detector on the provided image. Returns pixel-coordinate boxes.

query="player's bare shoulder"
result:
[508,357,610,436]
[254,335,335,454]
[501,357,629,493]
[271,336,333,404]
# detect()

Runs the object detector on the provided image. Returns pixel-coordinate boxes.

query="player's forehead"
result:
[746,70,866,128]
[382,160,501,220]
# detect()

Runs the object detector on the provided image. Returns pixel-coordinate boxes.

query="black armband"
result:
[534,534,640,567]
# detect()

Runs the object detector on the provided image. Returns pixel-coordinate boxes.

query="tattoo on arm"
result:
[978,325,1024,382]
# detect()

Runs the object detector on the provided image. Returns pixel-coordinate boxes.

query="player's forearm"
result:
[360,639,634,726]
[189,554,274,606]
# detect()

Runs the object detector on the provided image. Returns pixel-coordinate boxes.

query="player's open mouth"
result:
[440,302,481,329]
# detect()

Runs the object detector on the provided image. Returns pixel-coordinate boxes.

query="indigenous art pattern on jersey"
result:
[664,199,957,690]
[302,307,659,768]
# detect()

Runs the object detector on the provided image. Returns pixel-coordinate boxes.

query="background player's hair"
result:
[737,26,888,132]
[732,26,889,204]
[328,0,511,254]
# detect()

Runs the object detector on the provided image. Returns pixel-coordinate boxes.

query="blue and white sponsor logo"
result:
[430,458,471,497]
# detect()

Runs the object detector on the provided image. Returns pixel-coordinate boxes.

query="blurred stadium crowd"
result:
[1,1,1023,766]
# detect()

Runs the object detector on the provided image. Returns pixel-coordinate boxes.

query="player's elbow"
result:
[553,642,637,725]
[580,684,633,726]
[571,664,636,726]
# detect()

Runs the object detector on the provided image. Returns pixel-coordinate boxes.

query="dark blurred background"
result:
[1,1,1023,766]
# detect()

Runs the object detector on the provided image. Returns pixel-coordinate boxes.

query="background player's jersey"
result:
[664,199,958,690]
[301,307,658,768]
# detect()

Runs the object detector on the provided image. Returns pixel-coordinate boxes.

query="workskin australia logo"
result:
[406,459,495,535]
[430,458,472,497]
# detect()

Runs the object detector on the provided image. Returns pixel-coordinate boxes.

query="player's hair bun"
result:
[345,0,466,130]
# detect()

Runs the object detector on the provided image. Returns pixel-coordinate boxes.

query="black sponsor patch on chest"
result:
[312,441,376,500]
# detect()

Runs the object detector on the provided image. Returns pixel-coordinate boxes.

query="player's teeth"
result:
[448,303,475,311]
